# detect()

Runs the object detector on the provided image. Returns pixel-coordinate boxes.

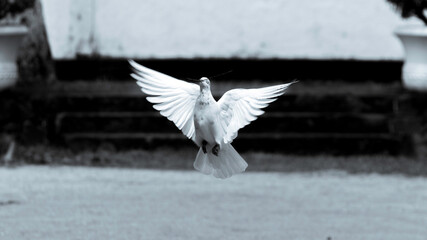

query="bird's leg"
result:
[212,144,220,156]
[202,140,208,154]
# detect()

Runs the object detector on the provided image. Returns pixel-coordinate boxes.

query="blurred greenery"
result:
[0,0,35,20]
[0,0,55,83]
[387,0,427,25]
[5,143,427,177]
[16,0,56,83]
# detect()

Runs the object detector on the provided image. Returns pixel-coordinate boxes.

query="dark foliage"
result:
[0,0,35,20]
[387,0,427,25]
[17,0,56,83]
[0,0,55,83]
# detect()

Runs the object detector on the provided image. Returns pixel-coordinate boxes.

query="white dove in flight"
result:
[129,60,295,179]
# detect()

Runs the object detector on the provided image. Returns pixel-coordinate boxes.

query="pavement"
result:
[0,166,426,240]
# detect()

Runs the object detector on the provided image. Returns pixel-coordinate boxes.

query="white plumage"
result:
[129,60,295,179]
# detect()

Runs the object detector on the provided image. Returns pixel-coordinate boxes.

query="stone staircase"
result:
[44,80,410,155]
[1,60,420,155]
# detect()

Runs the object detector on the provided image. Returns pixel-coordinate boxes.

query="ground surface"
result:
[0,166,426,240]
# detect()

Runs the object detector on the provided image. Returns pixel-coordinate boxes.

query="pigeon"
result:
[129,60,295,179]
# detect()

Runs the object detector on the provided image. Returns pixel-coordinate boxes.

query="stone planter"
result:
[395,25,427,91]
[0,25,28,90]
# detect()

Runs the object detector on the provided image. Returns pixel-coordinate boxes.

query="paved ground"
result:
[0,166,426,240]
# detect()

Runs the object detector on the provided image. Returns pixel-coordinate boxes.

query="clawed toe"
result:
[202,140,207,154]
[212,144,220,156]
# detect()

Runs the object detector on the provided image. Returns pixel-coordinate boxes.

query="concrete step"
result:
[1,79,414,155]
[63,132,406,155]
[56,112,391,134]
[46,94,395,114]
[54,59,402,82]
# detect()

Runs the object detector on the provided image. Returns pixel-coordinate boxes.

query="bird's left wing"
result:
[218,82,295,144]
[129,60,199,141]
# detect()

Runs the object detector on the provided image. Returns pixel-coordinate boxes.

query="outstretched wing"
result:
[218,82,295,144]
[129,60,199,141]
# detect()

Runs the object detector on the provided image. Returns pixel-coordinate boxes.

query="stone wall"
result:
[40,0,418,60]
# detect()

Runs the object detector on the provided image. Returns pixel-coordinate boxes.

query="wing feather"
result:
[218,82,295,143]
[129,60,199,141]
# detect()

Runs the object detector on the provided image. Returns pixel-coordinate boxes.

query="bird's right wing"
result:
[129,60,199,141]
[218,82,295,144]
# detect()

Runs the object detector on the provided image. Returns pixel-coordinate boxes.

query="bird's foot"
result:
[212,144,220,156]
[202,140,207,154]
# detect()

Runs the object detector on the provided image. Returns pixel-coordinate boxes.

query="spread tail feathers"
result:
[193,144,248,179]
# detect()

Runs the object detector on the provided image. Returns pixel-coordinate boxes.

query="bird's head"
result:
[199,77,210,90]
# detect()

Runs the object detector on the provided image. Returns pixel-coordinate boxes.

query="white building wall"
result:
[41,0,418,60]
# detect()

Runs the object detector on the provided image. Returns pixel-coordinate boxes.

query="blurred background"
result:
[1,0,427,163]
